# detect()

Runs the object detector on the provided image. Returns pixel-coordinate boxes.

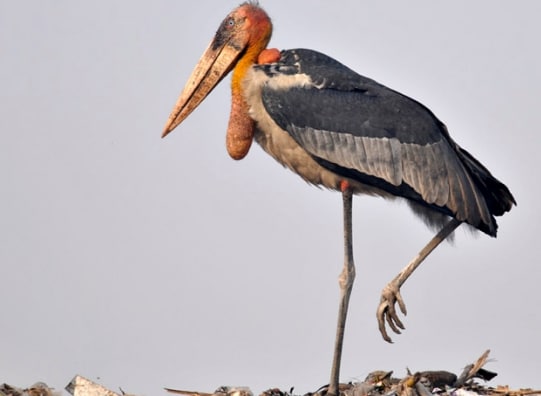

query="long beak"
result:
[161,38,244,138]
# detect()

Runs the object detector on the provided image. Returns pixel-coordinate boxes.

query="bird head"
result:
[162,2,273,145]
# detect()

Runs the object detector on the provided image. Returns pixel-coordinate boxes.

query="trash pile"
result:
[0,382,61,396]
[165,351,540,396]
[2,350,539,396]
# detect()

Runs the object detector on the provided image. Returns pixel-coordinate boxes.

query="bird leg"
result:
[377,218,462,343]
[328,188,356,396]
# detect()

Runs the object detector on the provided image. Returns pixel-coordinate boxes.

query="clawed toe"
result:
[376,282,407,343]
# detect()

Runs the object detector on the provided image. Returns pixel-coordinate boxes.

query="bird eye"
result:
[227,17,235,27]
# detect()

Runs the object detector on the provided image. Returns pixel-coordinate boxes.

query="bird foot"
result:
[376,280,407,343]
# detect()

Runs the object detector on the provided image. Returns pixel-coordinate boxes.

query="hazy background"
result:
[1,1,539,394]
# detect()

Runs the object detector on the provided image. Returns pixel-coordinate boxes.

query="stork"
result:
[161,3,515,395]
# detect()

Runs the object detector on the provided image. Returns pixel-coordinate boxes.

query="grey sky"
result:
[1,1,539,395]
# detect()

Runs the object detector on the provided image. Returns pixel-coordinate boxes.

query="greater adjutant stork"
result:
[162,2,515,394]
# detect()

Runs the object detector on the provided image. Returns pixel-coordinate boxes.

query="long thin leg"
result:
[377,218,462,342]
[328,188,355,396]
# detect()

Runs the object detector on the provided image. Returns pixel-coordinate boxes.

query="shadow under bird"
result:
[161,2,516,395]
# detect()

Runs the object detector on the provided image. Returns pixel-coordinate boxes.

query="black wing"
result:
[258,49,515,235]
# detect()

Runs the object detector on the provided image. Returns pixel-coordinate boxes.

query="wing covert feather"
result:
[260,76,493,230]
[253,48,511,235]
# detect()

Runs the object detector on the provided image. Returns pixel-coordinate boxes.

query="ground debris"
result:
[65,376,139,396]
[165,351,541,396]
[164,386,253,396]
[0,382,60,396]
[2,351,539,396]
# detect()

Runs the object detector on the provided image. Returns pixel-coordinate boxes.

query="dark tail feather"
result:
[458,148,516,217]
